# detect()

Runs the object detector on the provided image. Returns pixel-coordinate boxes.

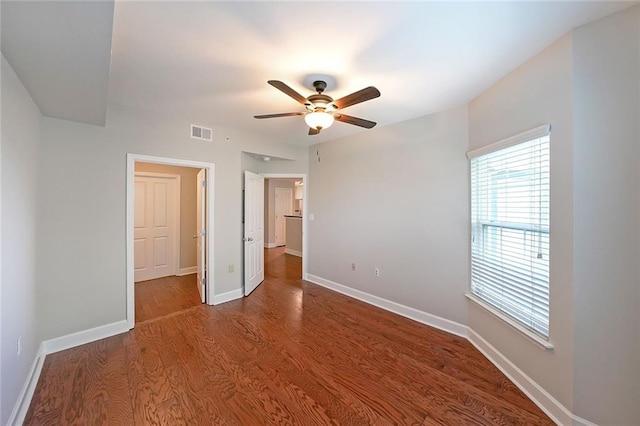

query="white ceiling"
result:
[2,1,636,145]
[1,1,114,126]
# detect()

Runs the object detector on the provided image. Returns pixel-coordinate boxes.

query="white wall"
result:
[1,55,41,424]
[307,106,469,325]
[36,103,308,341]
[468,34,576,414]
[468,7,640,423]
[571,6,640,424]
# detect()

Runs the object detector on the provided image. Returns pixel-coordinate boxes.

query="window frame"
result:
[466,125,553,350]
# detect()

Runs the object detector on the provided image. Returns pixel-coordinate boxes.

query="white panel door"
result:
[274,187,293,247]
[196,169,206,303]
[244,171,265,296]
[134,175,177,282]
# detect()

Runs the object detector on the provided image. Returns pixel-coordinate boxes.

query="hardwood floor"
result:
[135,274,202,323]
[25,249,553,425]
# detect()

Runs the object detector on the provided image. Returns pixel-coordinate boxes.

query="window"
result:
[467,126,550,340]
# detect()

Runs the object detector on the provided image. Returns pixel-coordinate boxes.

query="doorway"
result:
[126,154,215,329]
[274,187,293,247]
[262,175,306,282]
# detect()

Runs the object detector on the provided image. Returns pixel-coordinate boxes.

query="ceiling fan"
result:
[254,80,381,135]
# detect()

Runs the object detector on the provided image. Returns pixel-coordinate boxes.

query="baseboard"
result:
[467,328,596,426]
[7,278,596,426]
[177,266,197,276]
[264,242,278,249]
[7,343,46,426]
[304,273,599,425]
[572,415,598,426]
[7,320,131,423]
[42,320,130,355]
[212,288,243,305]
[284,248,302,257]
[305,273,468,339]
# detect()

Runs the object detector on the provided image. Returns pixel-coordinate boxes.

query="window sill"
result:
[465,293,554,350]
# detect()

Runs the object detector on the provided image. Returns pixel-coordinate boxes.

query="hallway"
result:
[135,247,301,323]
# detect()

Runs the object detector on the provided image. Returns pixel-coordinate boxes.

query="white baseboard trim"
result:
[572,415,598,426]
[467,328,596,426]
[7,343,46,426]
[8,278,596,426]
[304,273,599,425]
[177,266,197,276]
[305,274,468,339]
[284,248,302,257]
[264,242,278,249]
[42,320,130,355]
[212,288,244,305]
[8,320,131,425]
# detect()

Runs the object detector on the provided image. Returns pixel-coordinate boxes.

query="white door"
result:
[196,169,206,303]
[274,187,293,247]
[244,171,265,296]
[134,175,177,282]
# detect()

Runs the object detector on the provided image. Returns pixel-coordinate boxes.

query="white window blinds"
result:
[468,126,550,338]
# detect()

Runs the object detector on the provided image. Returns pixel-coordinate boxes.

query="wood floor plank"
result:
[155,314,246,424]
[26,247,553,425]
[123,324,188,425]
[135,274,202,323]
[80,335,134,425]
[200,297,384,424]
[317,302,542,418]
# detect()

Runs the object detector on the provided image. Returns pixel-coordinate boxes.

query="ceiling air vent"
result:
[190,124,212,141]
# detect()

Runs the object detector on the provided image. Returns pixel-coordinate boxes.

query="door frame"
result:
[134,171,181,280]
[126,153,215,329]
[262,173,308,279]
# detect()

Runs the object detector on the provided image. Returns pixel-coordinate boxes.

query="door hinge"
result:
[201,229,207,237]
[202,179,207,188]
[202,277,206,286]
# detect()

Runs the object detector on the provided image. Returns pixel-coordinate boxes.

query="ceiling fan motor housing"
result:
[306,93,334,112]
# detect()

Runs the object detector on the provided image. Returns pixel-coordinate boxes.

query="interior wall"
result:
[571,6,640,424]
[36,103,308,341]
[468,34,575,412]
[134,162,198,271]
[307,106,469,325]
[1,55,41,424]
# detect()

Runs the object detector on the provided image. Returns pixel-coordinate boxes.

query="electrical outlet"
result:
[374,268,380,277]
[17,336,22,356]
[228,264,235,273]
[351,263,356,271]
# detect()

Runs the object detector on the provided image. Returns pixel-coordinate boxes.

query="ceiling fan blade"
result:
[254,112,304,119]
[268,80,308,105]
[332,86,381,110]
[334,113,377,129]
[308,127,321,136]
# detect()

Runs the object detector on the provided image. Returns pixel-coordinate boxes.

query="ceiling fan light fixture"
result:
[305,111,334,130]
[255,80,380,135]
